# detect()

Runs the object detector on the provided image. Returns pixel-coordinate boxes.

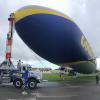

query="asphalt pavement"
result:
[0,81,100,100]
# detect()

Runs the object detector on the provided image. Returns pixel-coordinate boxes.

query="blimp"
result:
[14,5,96,74]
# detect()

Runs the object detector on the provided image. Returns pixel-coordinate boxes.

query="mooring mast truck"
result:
[0,61,42,89]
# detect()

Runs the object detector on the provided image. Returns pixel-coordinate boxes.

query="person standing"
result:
[96,72,99,84]
[22,67,29,95]
[17,60,21,72]
[59,66,66,80]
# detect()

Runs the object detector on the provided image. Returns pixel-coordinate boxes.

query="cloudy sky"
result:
[0,0,100,69]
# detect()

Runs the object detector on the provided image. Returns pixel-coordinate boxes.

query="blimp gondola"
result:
[14,5,96,74]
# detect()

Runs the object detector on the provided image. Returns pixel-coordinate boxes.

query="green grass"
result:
[43,73,96,82]
[43,73,67,81]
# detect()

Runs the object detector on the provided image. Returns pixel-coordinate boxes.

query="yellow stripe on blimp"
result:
[14,9,74,23]
[68,61,95,66]
[58,60,95,66]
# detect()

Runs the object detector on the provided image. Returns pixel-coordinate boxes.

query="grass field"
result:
[43,73,96,82]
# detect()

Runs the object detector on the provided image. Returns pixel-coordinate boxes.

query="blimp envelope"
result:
[14,5,96,74]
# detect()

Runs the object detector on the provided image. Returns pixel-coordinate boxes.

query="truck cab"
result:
[13,64,42,89]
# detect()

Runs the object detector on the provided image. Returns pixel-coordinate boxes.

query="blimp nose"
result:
[14,5,72,23]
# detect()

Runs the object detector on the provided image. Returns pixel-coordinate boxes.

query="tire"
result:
[28,79,37,89]
[13,79,23,88]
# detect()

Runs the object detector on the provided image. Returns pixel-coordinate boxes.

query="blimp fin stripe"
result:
[14,9,74,23]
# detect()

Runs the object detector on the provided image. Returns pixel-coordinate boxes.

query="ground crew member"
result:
[59,66,66,80]
[17,60,21,71]
[22,67,29,95]
[96,72,99,84]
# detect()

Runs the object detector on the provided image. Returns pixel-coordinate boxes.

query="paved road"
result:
[0,81,100,100]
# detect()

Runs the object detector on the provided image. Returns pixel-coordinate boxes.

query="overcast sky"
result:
[0,0,100,69]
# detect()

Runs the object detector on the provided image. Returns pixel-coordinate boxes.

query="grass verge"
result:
[43,73,96,82]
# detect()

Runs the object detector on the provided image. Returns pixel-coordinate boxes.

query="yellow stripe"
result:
[14,9,74,23]
[58,60,95,66]
[68,61,95,65]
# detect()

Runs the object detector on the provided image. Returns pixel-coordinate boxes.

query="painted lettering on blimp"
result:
[81,35,94,58]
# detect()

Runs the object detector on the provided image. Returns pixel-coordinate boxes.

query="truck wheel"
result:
[28,79,37,89]
[13,79,23,88]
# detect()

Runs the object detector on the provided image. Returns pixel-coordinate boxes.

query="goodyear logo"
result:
[81,35,94,57]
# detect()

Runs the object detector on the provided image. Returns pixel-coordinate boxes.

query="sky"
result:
[0,0,100,69]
